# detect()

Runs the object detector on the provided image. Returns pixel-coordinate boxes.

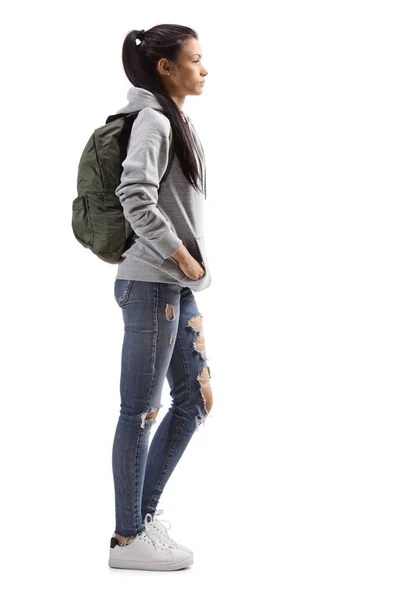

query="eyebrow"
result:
[191,53,202,58]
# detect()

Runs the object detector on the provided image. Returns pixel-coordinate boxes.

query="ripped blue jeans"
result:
[112,279,212,538]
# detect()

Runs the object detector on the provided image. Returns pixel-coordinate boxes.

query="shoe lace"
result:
[141,515,170,551]
[145,508,172,540]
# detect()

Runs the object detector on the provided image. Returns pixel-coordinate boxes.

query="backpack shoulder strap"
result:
[105,110,175,186]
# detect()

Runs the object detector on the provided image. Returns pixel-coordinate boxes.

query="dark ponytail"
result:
[121,24,202,194]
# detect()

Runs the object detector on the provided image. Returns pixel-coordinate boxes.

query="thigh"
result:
[166,287,213,416]
[114,279,182,413]
[175,288,207,356]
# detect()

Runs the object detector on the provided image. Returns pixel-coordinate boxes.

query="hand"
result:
[178,255,205,280]
[170,244,206,280]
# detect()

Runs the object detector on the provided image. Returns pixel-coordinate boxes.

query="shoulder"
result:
[131,107,171,140]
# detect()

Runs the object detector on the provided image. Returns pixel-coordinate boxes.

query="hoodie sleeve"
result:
[115,110,183,259]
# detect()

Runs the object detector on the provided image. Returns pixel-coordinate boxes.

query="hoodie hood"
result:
[116,86,191,120]
[115,86,206,197]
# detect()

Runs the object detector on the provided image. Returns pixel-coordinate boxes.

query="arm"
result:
[115,110,183,259]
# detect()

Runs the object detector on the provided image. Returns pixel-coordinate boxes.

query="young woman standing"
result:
[109,24,213,571]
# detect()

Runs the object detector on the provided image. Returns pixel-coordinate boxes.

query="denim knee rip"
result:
[187,313,212,431]
[140,404,164,429]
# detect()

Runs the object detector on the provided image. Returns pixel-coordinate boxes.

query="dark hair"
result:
[121,24,202,194]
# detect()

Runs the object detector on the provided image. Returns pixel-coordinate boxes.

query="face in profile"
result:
[159,36,208,98]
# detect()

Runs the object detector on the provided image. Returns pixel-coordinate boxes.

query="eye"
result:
[193,60,200,63]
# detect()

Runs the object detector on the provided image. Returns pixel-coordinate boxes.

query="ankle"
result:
[114,533,135,545]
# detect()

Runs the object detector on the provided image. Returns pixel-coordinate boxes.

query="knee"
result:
[141,407,161,428]
[145,407,161,420]
[188,315,213,415]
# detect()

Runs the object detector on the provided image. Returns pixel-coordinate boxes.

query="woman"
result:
[109,24,213,571]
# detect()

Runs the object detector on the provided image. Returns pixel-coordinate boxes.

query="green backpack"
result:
[71,110,175,264]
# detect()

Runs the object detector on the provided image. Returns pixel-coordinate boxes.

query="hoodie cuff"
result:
[152,228,183,259]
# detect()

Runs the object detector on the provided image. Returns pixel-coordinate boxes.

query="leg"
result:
[111,280,181,538]
[141,287,213,520]
[186,314,213,417]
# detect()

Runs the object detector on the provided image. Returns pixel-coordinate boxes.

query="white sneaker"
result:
[144,509,193,556]
[108,519,193,571]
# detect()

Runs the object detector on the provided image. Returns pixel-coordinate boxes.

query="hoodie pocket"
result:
[174,237,208,283]
[194,237,207,276]
[162,256,188,281]
[159,237,208,284]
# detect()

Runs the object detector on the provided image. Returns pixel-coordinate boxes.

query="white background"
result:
[1,1,399,598]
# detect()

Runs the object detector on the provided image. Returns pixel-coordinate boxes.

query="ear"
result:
[157,57,170,76]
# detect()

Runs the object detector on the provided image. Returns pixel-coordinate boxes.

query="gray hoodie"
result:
[114,86,212,292]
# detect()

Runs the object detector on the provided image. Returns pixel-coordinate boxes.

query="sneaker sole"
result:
[108,553,193,571]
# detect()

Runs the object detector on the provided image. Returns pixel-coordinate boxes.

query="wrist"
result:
[170,244,190,264]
